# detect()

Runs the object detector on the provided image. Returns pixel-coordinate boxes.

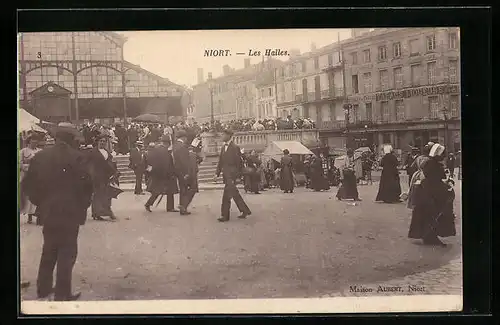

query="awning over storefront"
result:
[18,109,47,133]
[262,141,314,161]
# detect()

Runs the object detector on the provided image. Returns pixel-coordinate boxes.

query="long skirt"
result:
[336,169,359,200]
[407,170,425,209]
[92,184,113,217]
[310,170,329,191]
[280,167,294,192]
[408,181,456,239]
[375,168,402,203]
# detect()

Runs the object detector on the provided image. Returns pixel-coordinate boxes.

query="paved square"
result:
[20,182,462,300]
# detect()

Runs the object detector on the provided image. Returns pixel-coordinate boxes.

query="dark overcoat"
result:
[23,142,93,227]
[146,145,179,195]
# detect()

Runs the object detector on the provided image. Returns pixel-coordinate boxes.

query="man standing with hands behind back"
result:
[216,129,252,222]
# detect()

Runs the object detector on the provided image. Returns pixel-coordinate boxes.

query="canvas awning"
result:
[18,109,47,133]
[262,141,314,161]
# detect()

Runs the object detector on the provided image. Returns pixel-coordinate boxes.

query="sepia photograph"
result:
[18,27,462,314]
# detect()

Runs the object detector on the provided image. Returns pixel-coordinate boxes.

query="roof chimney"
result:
[244,58,251,68]
[311,42,317,52]
[197,68,204,84]
[207,72,212,80]
[222,64,231,76]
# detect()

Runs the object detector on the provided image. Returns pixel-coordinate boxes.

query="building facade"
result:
[192,59,283,123]
[341,27,461,151]
[18,32,188,124]
[234,77,257,119]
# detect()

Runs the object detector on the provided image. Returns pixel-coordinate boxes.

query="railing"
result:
[319,120,346,130]
[201,129,321,156]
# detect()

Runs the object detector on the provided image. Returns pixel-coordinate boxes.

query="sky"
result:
[119,29,353,88]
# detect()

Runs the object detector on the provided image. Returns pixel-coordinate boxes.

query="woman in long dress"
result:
[407,144,432,209]
[310,155,329,191]
[19,134,41,224]
[375,145,402,203]
[87,134,118,221]
[280,149,294,193]
[336,149,361,201]
[408,143,456,246]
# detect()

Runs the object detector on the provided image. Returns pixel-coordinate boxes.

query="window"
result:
[353,104,361,123]
[328,54,333,66]
[395,99,405,121]
[363,72,372,93]
[410,64,421,86]
[378,46,387,61]
[365,102,372,121]
[314,57,319,69]
[429,96,439,119]
[351,52,358,65]
[379,69,389,91]
[393,42,402,58]
[301,61,307,73]
[449,32,458,49]
[381,101,390,122]
[363,49,371,63]
[393,67,403,89]
[426,35,436,51]
[450,95,459,118]
[352,74,359,94]
[427,61,437,84]
[261,89,264,98]
[280,67,285,77]
[449,59,458,83]
[268,88,273,96]
[409,39,419,56]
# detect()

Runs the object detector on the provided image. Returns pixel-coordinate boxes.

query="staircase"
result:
[114,154,136,184]
[114,154,223,184]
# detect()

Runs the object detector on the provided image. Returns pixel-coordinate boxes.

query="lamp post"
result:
[208,83,215,127]
[343,103,352,150]
[441,106,449,149]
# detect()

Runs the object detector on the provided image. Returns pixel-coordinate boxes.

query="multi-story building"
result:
[234,75,257,119]
[275,43,347,148]
[255,66,278,119]
[18,32,189,124]
[192,58,282,123]
[342,27,461,151]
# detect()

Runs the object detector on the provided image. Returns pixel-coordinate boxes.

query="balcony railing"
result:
[200,129,321,156]
[319,120,346,130]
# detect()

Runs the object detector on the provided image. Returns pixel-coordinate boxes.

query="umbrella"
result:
[354,147,371,160]
[107,184,124,199]
[133,114,162,123]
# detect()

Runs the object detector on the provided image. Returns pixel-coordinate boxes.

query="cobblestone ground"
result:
[20,180,462,301]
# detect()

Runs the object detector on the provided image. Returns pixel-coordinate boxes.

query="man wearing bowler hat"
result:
[215,128,252,222]
[24,122,93,301]
[172,129,196,215]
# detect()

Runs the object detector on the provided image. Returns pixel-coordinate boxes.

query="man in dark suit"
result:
[24,123,93,301]
[144,135,179,213]
[172,130,196,215]
[216,129,251,222]
[129,141,146,195]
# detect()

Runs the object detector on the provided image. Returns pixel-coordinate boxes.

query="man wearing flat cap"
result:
[215,128,251,222]
[23,122,93,301]
[144,135,179,213]
[172,129,196,215]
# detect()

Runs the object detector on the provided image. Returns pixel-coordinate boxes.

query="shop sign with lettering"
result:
[375,84,459,102]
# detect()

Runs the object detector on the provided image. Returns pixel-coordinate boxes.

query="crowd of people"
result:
[19,121,204,301]
[200,116,316,133]
[18,115,458,301]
